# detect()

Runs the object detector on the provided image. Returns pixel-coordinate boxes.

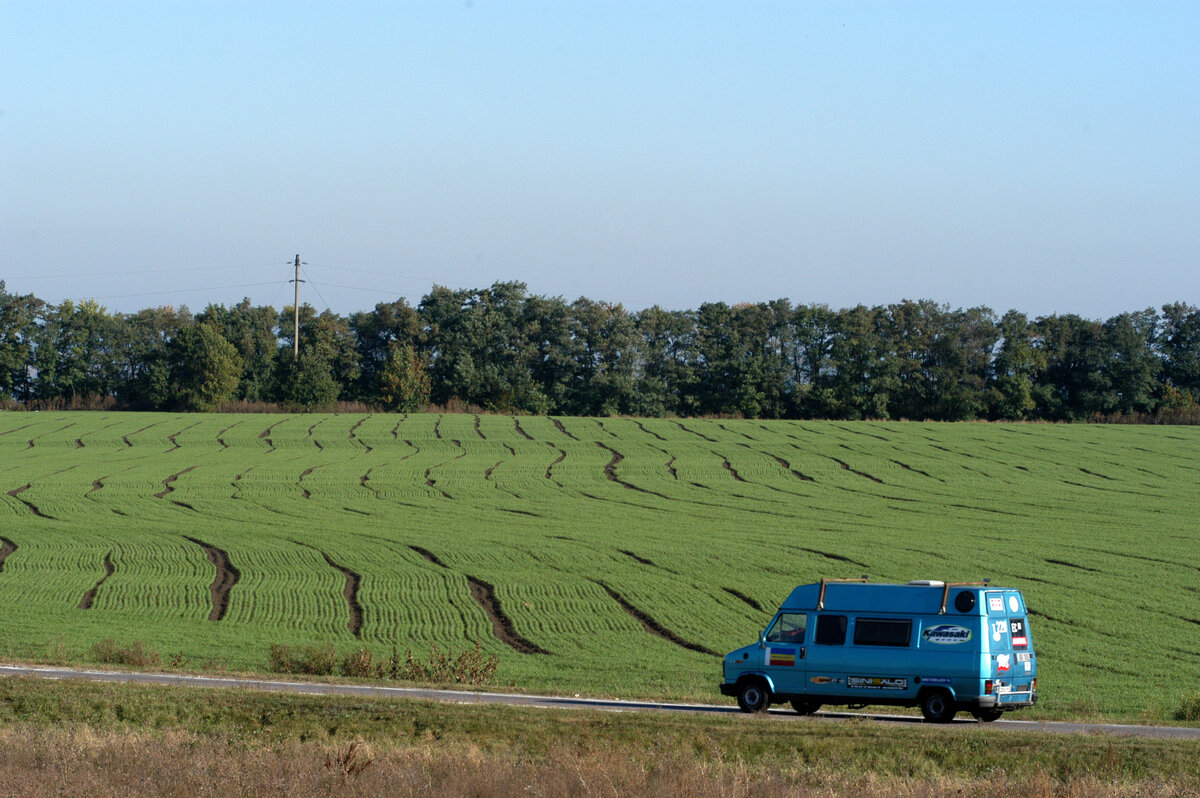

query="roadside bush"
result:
[340,647,374,678]
[268,643,336,676]
[268,642,498,685]
[90,639,160,667]
[1175,692,1200,721]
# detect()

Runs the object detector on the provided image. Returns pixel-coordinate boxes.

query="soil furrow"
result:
[797,546,871,570]
[598,443,671,498]
[348,416,371,451]
[299,466,318,499]
[122,421,162,447]
[258,419,287,451]
[719,456,747,483]
[78,552,114,610]
[466,575,549,654]
[6,484,56,519]
[215,420,243,449]
[772,455,815,482]
[155,466,197,498]
[301,545,363,638]
[551,418,580,441]
[184,536,240,621]
[634,421,668,442]
[0,537,17,572]
[827,456,885,484]
[673,421,717,442]
[474,416,486,439]
[723,587,763,612]
[597,583,718,656]
[513,418,533,441]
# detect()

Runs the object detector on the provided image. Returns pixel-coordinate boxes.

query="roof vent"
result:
[908,580,945,586]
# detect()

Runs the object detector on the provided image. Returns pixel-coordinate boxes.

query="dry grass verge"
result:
[0,725,1191,798]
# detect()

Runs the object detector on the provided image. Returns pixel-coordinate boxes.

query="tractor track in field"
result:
[409,546,549,655]
[165,421,203,452]
[771,455,815,482]
[122,420,163,447]
[215,420,243,449]
[0,538,17,572]
[184,537,240,622]
[294,543,363,638]
[299,466,320,498]
[597,443,671,499]
[722,587,763,612]
[551,418,580,441]
[349,416,372,452]
[155,466,197,498]
[595,582,718,656]
[3,664,1200,739]
[512,418,534,441]
[6,484,56,519]
[258,419,287,451]
[78,552,115,610]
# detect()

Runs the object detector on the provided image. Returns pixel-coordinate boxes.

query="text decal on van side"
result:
[922,624,972,644]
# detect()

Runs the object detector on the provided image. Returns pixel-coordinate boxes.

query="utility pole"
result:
[289,254,305,358]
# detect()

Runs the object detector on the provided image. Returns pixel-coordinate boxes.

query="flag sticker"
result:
[768,646,797,666]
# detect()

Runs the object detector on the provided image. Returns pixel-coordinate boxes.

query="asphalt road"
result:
[3,663,1198,740]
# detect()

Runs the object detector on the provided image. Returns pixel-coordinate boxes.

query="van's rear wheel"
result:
[736,680,770,713]
[920,690,957,723]
[790,698,821,715]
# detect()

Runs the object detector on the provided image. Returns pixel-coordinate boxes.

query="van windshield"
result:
[765,612,806,643]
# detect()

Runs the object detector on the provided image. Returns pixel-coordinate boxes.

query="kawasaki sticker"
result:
[922,624,972,644]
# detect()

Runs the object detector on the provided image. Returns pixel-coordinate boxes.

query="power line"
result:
[90,281,284,301]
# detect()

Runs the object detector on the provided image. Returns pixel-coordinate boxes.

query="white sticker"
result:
[997,654,1011,672]
[1008,595,1019,613]
[992,620,1007,642]
[989,596,1004,612]
[1024,661,1031,672]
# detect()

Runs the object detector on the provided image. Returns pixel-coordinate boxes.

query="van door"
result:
[761,612,808,695]
[802,613,850,697]
[985,590,1031,683]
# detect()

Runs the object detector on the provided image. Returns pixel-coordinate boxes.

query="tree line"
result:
[2,279,1198,421]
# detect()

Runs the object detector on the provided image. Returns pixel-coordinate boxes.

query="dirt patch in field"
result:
[0,538,17,572]
[258,419,287,451]
[466,576,549,655]
[597,443,670,499]
[827,456,885,484]
[597,583,717,656]
[78,552,114,610]
[772,455,815,482]
[797,547,870,570]
[474,416,485,439]
[390,415,407,438]
[1045,558,1100,573]
[551,418,579,441]
[723,587,762,612]
[512,418,533,441]
[545,447,566,484]
[718,455,747,483]
[184,536,240,621]
[312,548,363,638]
[122,421,162,447]
[619,549,656,566]
[6,484,56,519]
[433,416,442,439]
[215,420,242,449]
[633,421,667,442]
[155,466,196,498]
[888,459,938,480]
[673,421,717,442]
[348,416,372,452]
[409,546,547,654]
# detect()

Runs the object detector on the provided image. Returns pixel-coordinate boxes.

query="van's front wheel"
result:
[736,680,771,713]
[919,690,957,723]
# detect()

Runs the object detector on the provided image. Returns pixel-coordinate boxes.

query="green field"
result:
[1,411,1197,720]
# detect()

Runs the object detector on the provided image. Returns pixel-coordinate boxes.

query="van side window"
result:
[853,618,912,647]
[765,613,807,643]
[814,615,847,645]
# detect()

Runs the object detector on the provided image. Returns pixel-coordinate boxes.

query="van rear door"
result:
[986,590,1036,702]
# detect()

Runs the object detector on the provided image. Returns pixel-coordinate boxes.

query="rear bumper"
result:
[976,690,1037,709]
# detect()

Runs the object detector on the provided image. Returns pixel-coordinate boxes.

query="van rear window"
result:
[853,619,912,647]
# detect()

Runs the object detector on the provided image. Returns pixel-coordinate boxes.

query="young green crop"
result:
[0,411,1197,719]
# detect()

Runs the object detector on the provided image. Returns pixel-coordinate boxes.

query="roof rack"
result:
[938,580,991,615]
[816,576,869,610]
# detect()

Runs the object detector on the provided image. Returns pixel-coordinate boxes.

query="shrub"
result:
[91,639,160,667]
[268,643,336,676]
[340,647,374,678]
[1175,692,1200,721]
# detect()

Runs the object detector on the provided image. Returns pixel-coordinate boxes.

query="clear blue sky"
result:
[3,1,1197,319]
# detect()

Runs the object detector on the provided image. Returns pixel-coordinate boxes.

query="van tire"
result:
[919,690,957,723]
[972,709,1003,722]
[736,680,771,713]
[790,698,821,715]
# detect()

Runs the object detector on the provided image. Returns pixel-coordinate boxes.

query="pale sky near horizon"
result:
[2,1,1198,320]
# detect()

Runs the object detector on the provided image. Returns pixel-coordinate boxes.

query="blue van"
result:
[719,579,1038,722]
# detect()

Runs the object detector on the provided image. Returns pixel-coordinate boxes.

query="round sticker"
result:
[1008,596,1019,612]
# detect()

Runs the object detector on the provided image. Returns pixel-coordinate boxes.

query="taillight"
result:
[1032,678,1037,691]
[984,679,993,695]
